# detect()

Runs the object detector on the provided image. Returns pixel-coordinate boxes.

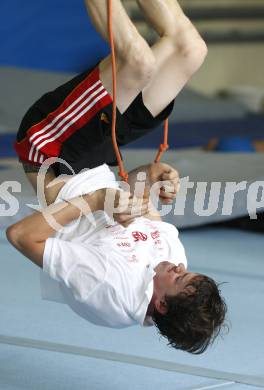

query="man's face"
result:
[153,261,197,313]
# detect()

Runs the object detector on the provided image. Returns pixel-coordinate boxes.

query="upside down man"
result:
[7,0,227,354]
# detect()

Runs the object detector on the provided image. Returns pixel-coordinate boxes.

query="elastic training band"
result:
[108,0,128,182]
[107,0,170,182]
[154,118,169,163]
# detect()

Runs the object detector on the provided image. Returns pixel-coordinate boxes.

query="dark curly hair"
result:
[152,274,227,354]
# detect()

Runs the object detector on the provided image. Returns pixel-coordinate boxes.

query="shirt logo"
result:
[127,254,138,263]
[100,112,110,124]
[132,231,148,242]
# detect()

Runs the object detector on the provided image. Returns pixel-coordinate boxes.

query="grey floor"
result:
[1,156,264,389]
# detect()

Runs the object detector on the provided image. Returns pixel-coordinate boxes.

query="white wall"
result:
[188,43,264,95]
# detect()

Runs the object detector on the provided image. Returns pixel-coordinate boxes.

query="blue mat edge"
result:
[1,115,263,158]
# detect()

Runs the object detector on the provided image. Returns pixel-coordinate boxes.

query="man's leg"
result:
[137,0,208,117]
[84,0,156,114]
[21,0,157,203]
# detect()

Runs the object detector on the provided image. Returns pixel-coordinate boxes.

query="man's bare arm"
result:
[6,191,104,268]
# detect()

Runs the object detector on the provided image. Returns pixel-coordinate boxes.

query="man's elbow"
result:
[6,224,44,268]
[6,224,31,251]
[6,224,20,246]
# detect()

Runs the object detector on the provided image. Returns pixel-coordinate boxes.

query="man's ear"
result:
[154,298,168,315]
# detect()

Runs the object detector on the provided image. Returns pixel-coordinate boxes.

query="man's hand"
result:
[99,188,150,227]
[148,162,180,205]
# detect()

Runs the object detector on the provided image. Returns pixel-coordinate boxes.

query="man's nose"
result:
[177,263,186,273]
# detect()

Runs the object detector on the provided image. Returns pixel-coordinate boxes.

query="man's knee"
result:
[182,36,208,73]
[122,39,156,84]
[170,18,208,72]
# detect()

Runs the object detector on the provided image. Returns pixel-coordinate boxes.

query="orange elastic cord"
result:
[108,0,128,182]
[108,0,169,177]
[154,118,169,163]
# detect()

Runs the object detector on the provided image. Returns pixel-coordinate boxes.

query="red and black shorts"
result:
[15,64,175,176]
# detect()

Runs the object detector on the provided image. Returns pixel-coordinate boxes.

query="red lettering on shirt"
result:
[132,231,148,242]
[117,242,131,247]
[151,230,160,240]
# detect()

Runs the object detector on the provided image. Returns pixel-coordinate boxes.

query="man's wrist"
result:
[148,162,162,185]
[83,189,105,212]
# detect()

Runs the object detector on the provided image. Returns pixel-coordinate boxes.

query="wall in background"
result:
[0,0,110,72]
[189,43,264,95]
[123,0,264,95]
[1,0,263,95]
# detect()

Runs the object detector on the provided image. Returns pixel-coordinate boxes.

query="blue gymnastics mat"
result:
[1,114,264,159]
[1,226,264,389]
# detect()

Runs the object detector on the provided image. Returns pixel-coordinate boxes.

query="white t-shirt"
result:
[43,213,187,328]
[41,164,188,328]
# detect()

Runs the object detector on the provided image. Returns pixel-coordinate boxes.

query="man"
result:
[7,0,227,354]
